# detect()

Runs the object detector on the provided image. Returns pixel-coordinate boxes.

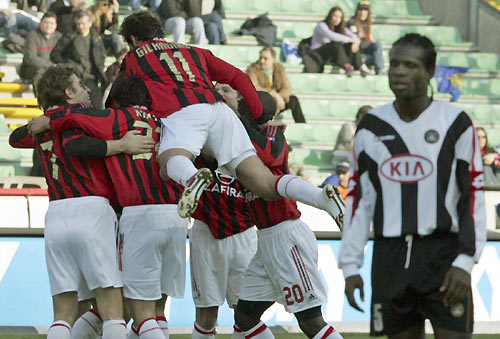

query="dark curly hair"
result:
[120,11,164,45]
[392,33,436,71]
[35,64,76,110]
[109,75,151,108]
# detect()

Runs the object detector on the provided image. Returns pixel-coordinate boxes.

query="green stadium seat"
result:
[474,53,500,71]
[0,139,21,162]
[0,165,15,176]
[284,124,340,146]
[485,128,500,147]
[288,148,334,170]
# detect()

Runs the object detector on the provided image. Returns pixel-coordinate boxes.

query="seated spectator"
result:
[334,104,372,152]
[48,0,85,35]
[190,0,227,45]
[477,127,500,184]
[88,0,124,56]
[51,10,107,108]
[347,1,385,75]
[247,46,306,123]
[17,0,46,15]
[0,0,38,38]
[320,161,350,203]
[102,46,129,106]
[20,12,61,82]
[157,0,207,44]
[310,6,370,75]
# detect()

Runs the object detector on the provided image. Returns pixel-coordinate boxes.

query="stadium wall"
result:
[416,0,500,55]
[0,238,500,333]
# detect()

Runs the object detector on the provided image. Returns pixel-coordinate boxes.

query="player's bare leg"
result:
[94,287,127,338]
[48,292,78,339]
[71,299,103,339]
[234,300,275,338]
[295,307,343,339]
[192,306,218,338]
[433,326,471,339]
[388,323,425,339]
[127,298,165,338]
[155,295,170,338]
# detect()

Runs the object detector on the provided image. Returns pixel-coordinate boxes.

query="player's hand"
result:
[440,266,471,307]
[345,274,364,312]
[120,130,155,155]
[27,115,50,135]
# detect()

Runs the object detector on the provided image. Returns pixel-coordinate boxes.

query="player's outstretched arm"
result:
[345,274,364,313]
[9,125,36,149]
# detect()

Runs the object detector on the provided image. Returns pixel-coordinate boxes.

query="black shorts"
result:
[370,232,473,336]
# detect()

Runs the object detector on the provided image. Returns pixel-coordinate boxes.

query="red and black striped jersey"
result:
[49,105,182,207]
[121,39,265,123]
[191,157,254,239]
[9,104,115,203]
[241,118,301,229]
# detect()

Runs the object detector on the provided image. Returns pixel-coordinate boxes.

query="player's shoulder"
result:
[429,99,467,118]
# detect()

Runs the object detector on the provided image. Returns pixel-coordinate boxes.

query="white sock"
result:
[71,310,102,339]
[166,155,197,186]
[156,317,169,339]
[127,324,139,339]
[276,174,327,210]
[47,320,71,339]
[102,319,126,339]
[192,323,216,338]
[231,325,245,339]
[312,325,343,339]
[137,318,165,339]
[243,321,274,339]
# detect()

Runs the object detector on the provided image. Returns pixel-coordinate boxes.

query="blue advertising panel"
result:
[0,238,499,326]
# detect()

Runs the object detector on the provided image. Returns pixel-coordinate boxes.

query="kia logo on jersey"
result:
[380,154,434,183]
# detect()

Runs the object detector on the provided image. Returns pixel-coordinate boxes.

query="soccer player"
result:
[117,11,344,225]
[189,155,258,339]
[339,33,487,339]
[8,65,154,339]
[47,75,187,339]
[233,91,344,339]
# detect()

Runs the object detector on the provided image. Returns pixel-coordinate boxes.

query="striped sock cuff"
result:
[194,323,217,335]
[50,320,71,331]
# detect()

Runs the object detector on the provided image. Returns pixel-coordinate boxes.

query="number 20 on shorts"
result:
[283,285,304,306]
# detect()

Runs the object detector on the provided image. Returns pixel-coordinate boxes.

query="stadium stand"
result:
[0,0,499,191]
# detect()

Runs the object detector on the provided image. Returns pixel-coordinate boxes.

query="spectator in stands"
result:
[334,104,372,152]
[20,12,61,82]
[51,10,107,108]
[311,6,371,75]
[0,0,38,38]
[102,46,129,106]
[347,1,385,75]
[48,0,85,35]
[17,0,46,15]
[247,46,306,123]
[189,0,227,45]
[320,161,350,202]
[156,0,207,44]
[88,0,124,57]
[477,127,500,184]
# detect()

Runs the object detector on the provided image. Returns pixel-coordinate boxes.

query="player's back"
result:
[50,104,182,207]
[192,157,254,239]
[122,39,234,117]
[246,124,301,228]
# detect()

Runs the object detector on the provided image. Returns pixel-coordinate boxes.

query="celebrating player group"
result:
[9,9,486,339]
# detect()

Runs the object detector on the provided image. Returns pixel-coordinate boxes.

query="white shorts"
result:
[190,220,257,308]
[119,204,188,300]
[44,196,122,297]
[239,219,328,313]
[158,102,256,175]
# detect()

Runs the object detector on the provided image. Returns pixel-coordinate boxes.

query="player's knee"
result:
[295,306,326,337]
[196,307,219,329]
[234,300,272,331]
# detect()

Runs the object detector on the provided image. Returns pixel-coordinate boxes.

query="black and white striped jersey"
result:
[339,100,487,278]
